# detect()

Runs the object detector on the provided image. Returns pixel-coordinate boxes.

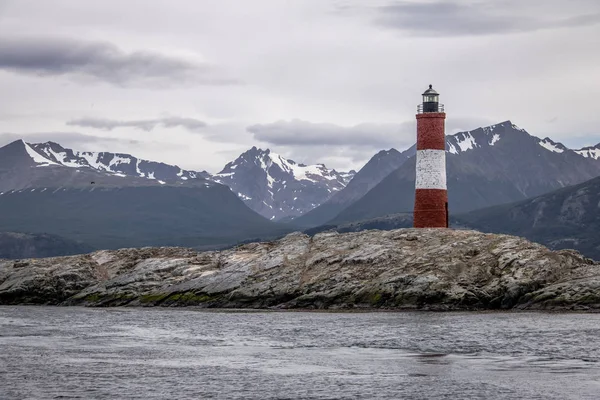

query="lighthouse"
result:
[414,85,448,228]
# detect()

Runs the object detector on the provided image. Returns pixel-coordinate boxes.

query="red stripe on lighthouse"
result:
[416,113,446,151]
[414,112,448,228]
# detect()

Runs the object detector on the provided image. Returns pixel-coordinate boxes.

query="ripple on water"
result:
[1,307,599,400]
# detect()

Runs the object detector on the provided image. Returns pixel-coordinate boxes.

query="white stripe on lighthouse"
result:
[415,149,447,190]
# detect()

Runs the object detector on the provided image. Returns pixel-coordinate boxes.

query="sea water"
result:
[1,307,599,399]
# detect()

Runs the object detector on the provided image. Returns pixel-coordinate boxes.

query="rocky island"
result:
[1,229,599,311]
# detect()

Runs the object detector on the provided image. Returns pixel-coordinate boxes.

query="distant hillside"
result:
[456,176,600,261]
[0,186,291,251]
[0,232,93,260]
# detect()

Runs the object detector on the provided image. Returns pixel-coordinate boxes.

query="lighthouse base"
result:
[414,189,448,228]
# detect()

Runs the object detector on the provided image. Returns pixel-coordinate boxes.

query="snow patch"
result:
[490,133,501,146]
[539,139,564,153]
[109,155,132,169]
[575,147,600,160]
[135,160,143,176]
[24,142,59,166]
[79,152,103,170]
[456,133,479,152]
[511,123,527,132]
[44,147,83,168]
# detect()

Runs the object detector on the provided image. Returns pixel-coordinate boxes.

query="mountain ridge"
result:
[213,146,356,220]
[313,120,600,227]
[1,139,356,220]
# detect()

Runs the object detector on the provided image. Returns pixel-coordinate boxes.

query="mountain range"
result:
[1,119,599,259]
[1,140,355,221]
[0,140,291,251]
[317,121,600,226]
[213,147,355,220]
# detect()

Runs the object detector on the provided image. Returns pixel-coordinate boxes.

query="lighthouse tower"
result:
[414,85,448,228]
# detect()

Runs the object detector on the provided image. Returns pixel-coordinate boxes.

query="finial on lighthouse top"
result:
[419,84,444,113]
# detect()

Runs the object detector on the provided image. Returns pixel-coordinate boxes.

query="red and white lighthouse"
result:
[414,85,448,228]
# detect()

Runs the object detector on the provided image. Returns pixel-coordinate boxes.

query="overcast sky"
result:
[1,0,599,173]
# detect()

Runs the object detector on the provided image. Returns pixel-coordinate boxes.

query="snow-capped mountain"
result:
[444,121,587,157]
[213,147,356,220]
[302,120,600,227]
[30,141,211,183]
[0,140,356,221]
[0,139,285,252]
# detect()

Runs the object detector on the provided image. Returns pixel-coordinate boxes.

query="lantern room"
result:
[418,84,444,113]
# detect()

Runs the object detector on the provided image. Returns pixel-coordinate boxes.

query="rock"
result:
[0,229,599,310]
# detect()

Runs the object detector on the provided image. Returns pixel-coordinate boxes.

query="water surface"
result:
[1,307,599,399]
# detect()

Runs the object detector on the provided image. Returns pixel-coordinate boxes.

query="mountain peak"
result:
[445,121,564,155]
[0,139,61,170]
[214,148,356,220]
[374,148,401,158]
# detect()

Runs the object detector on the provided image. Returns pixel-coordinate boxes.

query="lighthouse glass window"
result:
[425,95,438,102]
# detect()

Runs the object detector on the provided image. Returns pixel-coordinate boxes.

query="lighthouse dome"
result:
[422,84,439,96]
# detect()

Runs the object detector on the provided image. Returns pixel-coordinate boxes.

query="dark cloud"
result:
[372,1,600,37]
[247,119,414,149]
[0,36,241,87]
[67,117,208,133]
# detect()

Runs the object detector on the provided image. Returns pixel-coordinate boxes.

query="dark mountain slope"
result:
[0,185,288,250]
[292,148,410,227]
[456,176,600,261]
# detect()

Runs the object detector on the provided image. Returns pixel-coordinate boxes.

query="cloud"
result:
[67,116,208,133]
[371,1,600,37]
[246,119,416,171]
[247,119,414,149]
[0,131,140,148]
[0,36,240,87]
[246,117,502,170]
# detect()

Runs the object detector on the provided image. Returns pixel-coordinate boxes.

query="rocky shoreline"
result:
[1,229,599,311]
